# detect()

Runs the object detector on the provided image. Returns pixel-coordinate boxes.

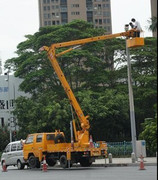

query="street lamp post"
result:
[125,25,137,160]
[6,67,12,142]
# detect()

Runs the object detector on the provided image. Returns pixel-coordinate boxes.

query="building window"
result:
[71,12,80,15]
[1,117,4,127]
[95,19,98,24]
[97,11,102,15]
[99,19,102,24]
[103,11,110,17]
[48,14,51,19]
[103,4,110,9]
[87,11,93,22]
[51,0,58,3]
[60,0,67,5]
[71,4,79,8]
[98,4,102,9]
[44,13,48,19]
[103,18,111,24]
[107,18,110,23]
[61,5,67,11]
[48,21,51,25]
[104,26,111,32]
[61,12,68,24]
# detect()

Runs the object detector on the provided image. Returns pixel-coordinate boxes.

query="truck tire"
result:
[36,160,41,168]
[55,134,65,144]
[80,157,92,167]
[59,155,68,168]
[46,154,57,167]
[28,155,37,168]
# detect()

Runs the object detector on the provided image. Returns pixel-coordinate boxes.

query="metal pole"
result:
[125,39,137,159]
[70,105,74,148]
[7,68,12,142]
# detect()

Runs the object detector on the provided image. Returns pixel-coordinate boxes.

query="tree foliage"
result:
[139,114,157,156]
[148,16,157,32]
[0,127,9,152]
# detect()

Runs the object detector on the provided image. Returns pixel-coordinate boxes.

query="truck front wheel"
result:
[28,155,37,168]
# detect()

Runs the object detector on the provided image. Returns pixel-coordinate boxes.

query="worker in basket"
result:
[131,18,143,37]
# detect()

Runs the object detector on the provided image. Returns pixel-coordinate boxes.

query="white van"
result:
[1,140,27,170]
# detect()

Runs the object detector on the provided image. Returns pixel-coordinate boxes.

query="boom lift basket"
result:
[127,37,144,48]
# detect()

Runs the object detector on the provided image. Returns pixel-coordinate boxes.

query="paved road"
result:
[0,166,157,180]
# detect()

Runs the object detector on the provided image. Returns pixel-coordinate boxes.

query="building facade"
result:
[150,0,157,37]
[0,75,30,130]
[38,0,112,34]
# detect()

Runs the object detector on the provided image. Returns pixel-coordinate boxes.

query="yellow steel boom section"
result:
[40,29,137,132]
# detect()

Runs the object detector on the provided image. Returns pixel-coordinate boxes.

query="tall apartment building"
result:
[38,0,112,34]
[150,0,157,37]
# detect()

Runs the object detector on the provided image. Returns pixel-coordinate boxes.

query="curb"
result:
[91,163,157,167]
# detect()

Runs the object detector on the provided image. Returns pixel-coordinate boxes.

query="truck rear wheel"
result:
[46,154,57,167]
[80,157,92,167]
[59,155,68,168]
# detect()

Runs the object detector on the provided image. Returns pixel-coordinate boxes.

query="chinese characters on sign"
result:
[0,86,14,110]
[0,100,14,110]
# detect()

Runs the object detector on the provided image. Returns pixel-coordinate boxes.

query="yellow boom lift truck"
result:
[23,27,144,169]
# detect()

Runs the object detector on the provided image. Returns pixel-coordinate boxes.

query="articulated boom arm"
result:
[41,46,90,131]
[40,29,136,132]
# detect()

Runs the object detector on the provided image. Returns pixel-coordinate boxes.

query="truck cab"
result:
[23,131,65,168]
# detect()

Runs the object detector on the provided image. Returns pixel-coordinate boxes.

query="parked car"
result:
[1,140,27,170]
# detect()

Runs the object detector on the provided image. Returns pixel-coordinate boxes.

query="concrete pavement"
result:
[92,157,157,167]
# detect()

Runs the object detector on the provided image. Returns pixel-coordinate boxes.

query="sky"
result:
[0,0,152,72]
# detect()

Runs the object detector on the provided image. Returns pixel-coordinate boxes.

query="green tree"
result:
[75,89,130,141]
[13,94,72,140]
[139,114,157,156]
[148,16,157,32]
